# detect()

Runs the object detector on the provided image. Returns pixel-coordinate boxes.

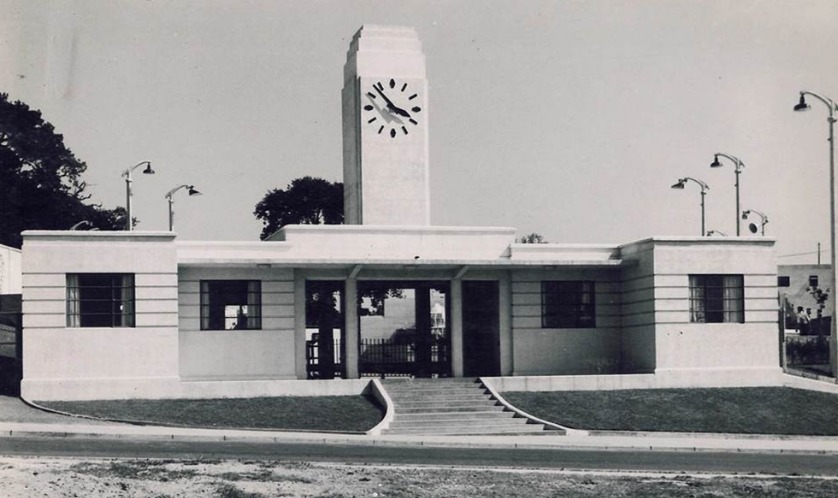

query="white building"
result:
[20,26,781,401]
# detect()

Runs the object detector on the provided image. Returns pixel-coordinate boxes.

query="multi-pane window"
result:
[541,281,595,328]
[689,274,744,323]
[66,274,135,327]
[200,280,262,330]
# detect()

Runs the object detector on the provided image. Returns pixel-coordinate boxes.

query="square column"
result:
[344,278,360,379]
[498,272,514,376]
[450,278,464,377]
[293,275,307,379]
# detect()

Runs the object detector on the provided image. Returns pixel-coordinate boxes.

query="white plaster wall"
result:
[20,232,179,400]
[618,240,657,372]
[178,266,296,380]
[277,225,516,261]
[511,268,622,375]
[635,238,780,374]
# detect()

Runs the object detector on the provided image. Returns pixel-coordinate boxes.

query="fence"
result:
[0,294,22,395]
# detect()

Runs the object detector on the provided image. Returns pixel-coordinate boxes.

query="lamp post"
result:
[671,177,710,236]
[742,209,768,236]
[710,153,745,236]
[794,90,838,376]
[121,161,155,231]
[165,184,201,232]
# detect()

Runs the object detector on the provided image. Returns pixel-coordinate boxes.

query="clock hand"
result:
[373,85,411,118]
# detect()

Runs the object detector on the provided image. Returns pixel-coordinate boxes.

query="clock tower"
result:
[342,25,430,226]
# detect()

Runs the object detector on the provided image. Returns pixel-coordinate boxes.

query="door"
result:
[462,280,500,377]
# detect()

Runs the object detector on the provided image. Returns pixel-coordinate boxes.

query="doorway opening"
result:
[305,281,345,379]
[463,280,501,377]
[358,281,450,378]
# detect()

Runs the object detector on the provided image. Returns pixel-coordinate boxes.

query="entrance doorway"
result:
[305,281,345,379]
[358,281,450,378]
[462,280,501,377]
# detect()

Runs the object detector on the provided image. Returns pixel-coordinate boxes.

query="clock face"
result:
[362,78,422,138]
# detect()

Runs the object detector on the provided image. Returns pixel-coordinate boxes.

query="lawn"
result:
[502,387,838,435]
[39,395,384,433]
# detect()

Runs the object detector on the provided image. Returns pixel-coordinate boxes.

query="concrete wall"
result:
[273,225,516,261]
[510,268,622,376]
[0,244,22,294]
[624,238,781,384]
[618,240,657,373]
[20,231,180,401]
[178,266,296,380]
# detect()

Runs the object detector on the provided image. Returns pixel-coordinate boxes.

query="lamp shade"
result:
[794,95,810,112]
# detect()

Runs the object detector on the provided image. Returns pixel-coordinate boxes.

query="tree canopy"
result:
[0,93,125,247]
[253,176,343,240]
[517,232,547,244]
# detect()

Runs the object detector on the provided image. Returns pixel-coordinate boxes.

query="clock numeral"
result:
[390,128,396,138]
[364,105,373,111]
[368,117,377,124]
[408,94,418,100]
[412,106,422,113]
[401,83,407,92]
[389,79,395,89]
[367,92,376,99]
[375,82,384,92]
[378,125,384,134]
[409,118,418,125]
[401,126,408,135]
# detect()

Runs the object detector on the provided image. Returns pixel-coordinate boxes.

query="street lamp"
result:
[794,90,838,376]
[741,209,768,236]
[710,153,745,236]
[164,184,201,232]
[121,161,155,231]
[671,177,710,236]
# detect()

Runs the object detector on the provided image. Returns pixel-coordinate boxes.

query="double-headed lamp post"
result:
[710,153,745,236]
[794,90,838,376]
[742,209,768,236]
[671,177,710,236]
[164,185,201,232]
[121,161,155,231]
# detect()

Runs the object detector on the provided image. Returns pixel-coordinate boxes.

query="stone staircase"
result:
[380,377,559,435]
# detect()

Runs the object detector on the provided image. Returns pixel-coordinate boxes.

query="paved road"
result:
[3,436,838,476]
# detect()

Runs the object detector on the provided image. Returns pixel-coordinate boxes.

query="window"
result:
[66,274,135,327]
[200,280,261,330]
[689,274,744,323]
[809,275,819,288]
[778,276,790,287]
[541,281,595,328]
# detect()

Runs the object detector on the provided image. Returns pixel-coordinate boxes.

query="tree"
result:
[517,232,547,244]
[253,176,343,240]
[0,93,124,247]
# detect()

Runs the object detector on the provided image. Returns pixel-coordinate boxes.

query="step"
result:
[384,385,489,395]
[384,423,549,436]
[393,400,500,411]
[390,393,492,405]
[394,411,515,422]
[395,404,506,414]
[388,416,527,429]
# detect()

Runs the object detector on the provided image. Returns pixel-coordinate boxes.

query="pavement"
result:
[2,392,838,455]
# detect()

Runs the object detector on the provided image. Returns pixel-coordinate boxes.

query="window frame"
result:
[541,280,596,329]
[199,280,262,331]
[688,274,745,324]
[66,273,136,328]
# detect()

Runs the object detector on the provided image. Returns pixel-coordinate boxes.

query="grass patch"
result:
[41,395,383,433]
[503,387,838,435]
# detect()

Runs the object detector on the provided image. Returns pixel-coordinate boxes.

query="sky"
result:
[1,0,837,264]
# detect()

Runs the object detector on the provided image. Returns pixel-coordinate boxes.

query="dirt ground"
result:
[1,456,838,497]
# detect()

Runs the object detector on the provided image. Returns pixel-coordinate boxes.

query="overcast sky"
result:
[2,0,837,263]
